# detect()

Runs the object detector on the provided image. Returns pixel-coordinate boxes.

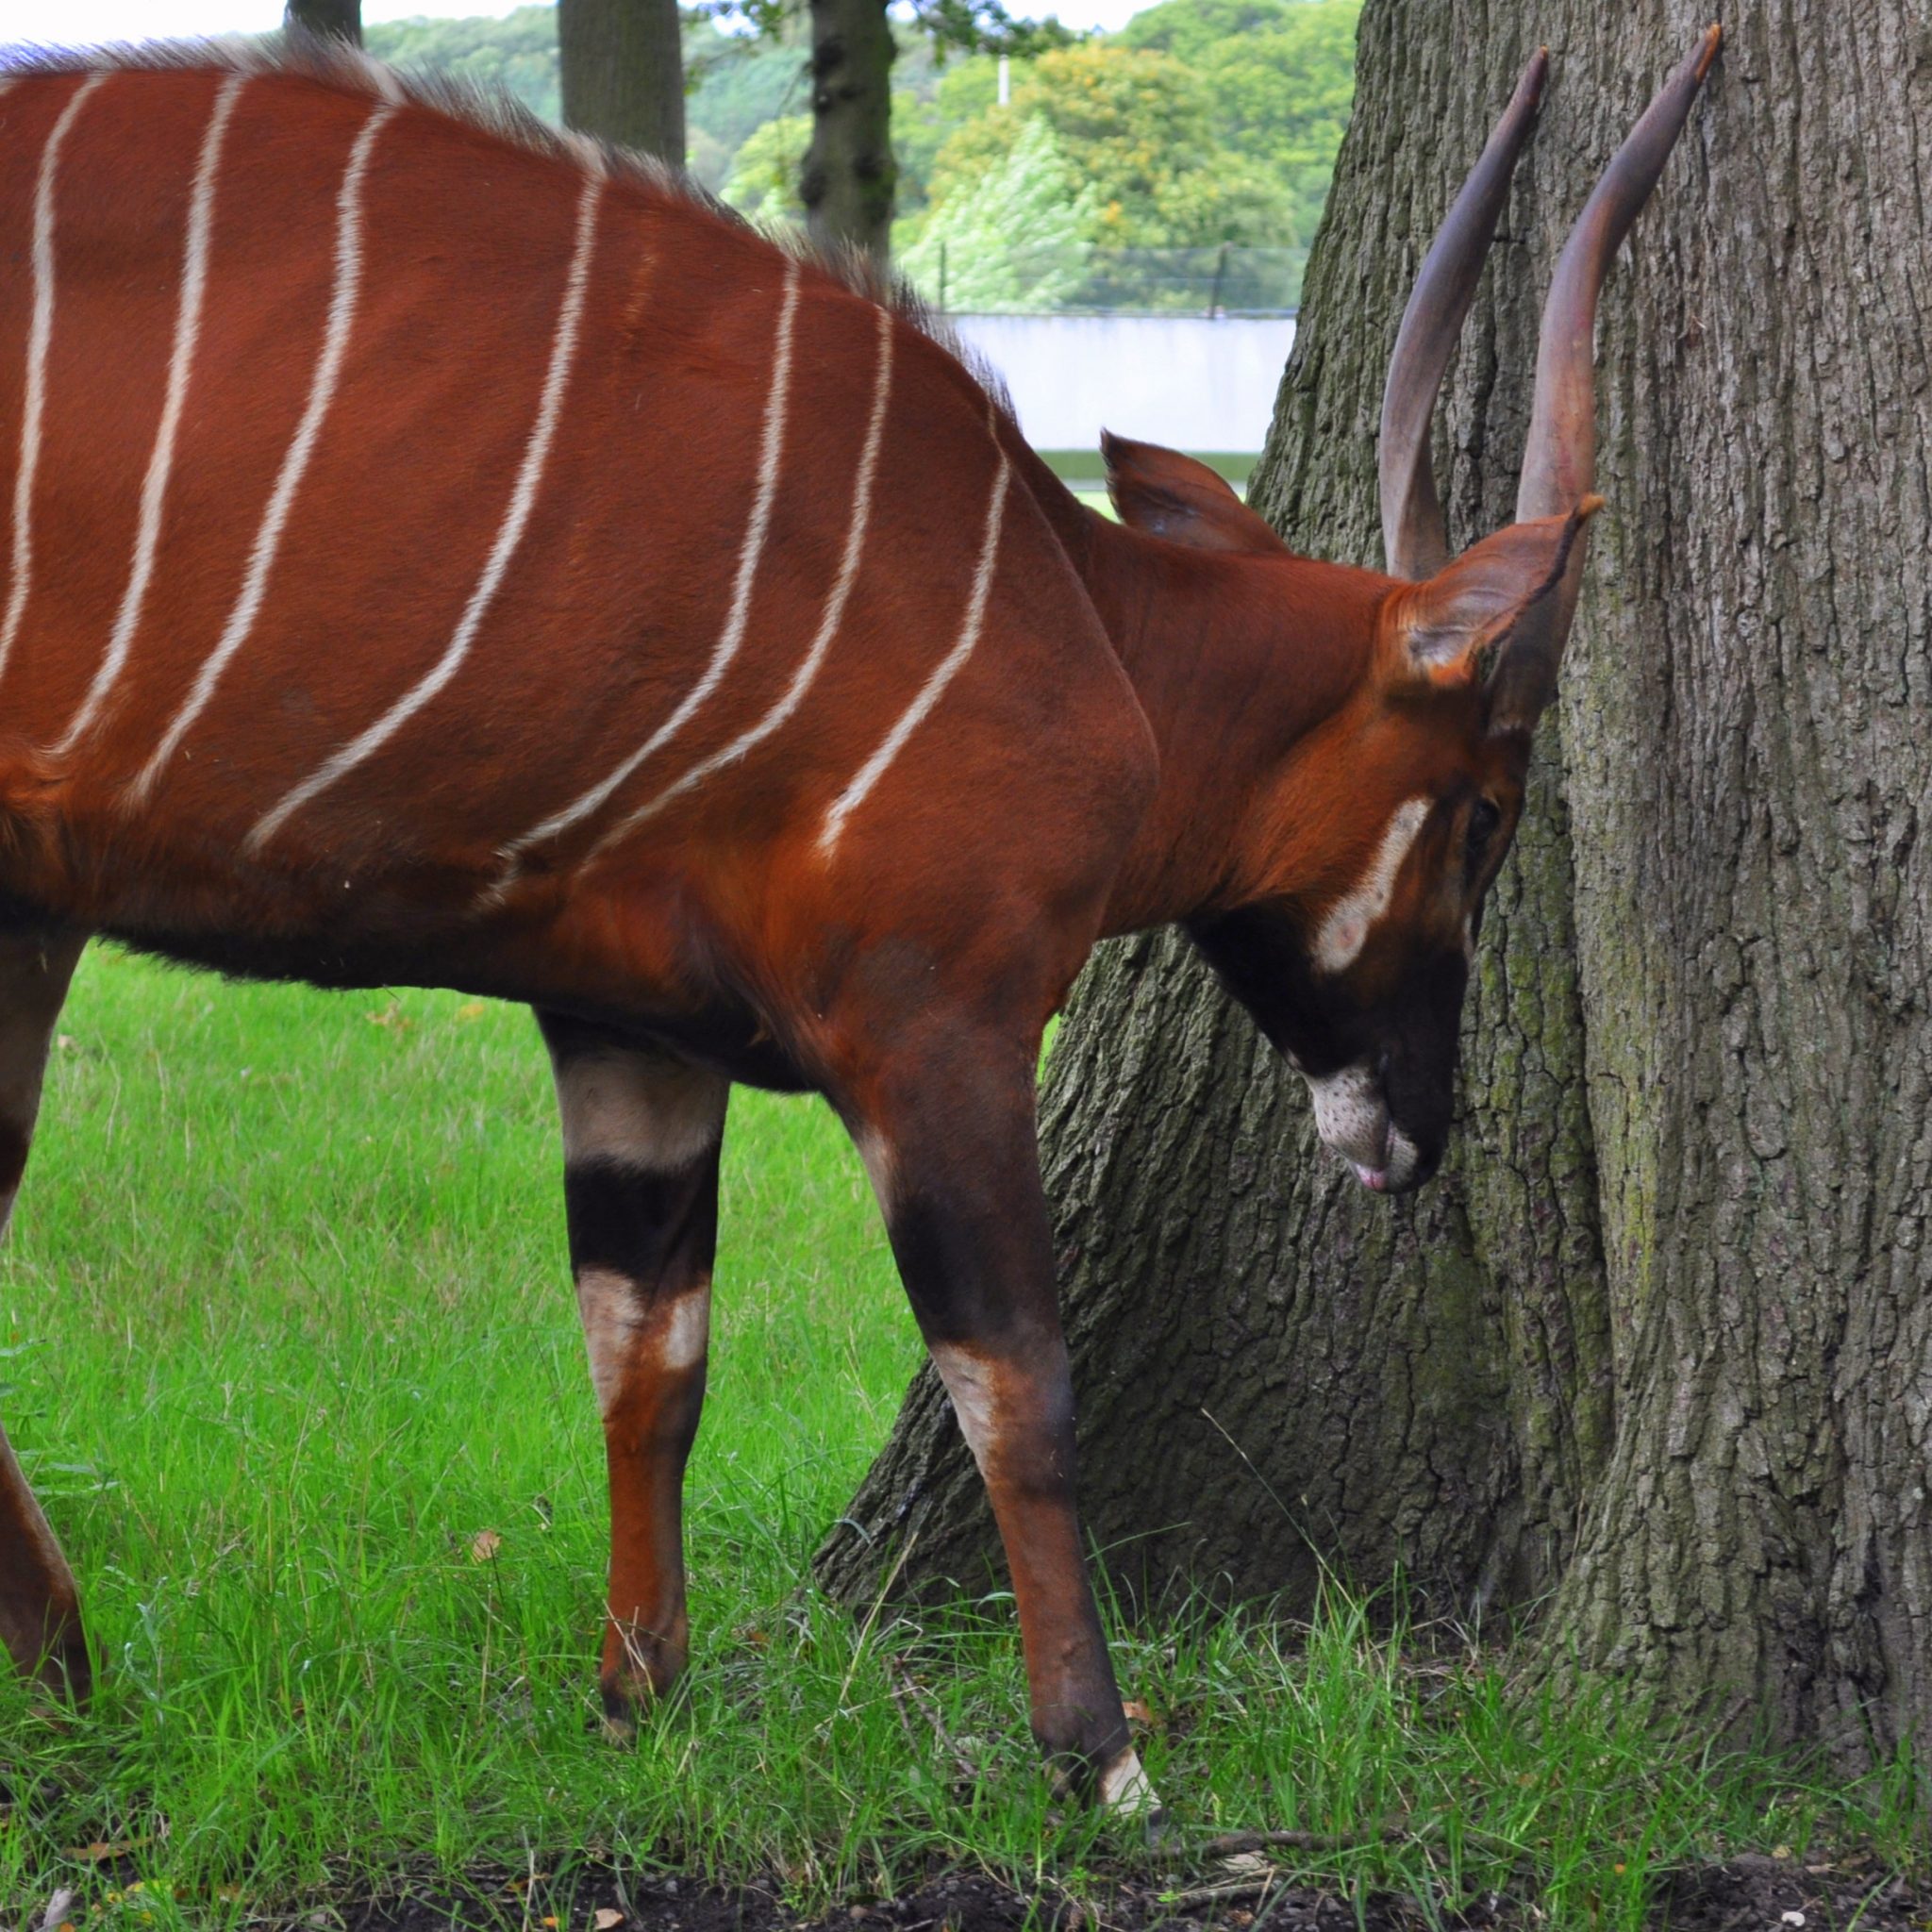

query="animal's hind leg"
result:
[0,924,88,1698]
[538,1011,727,1735]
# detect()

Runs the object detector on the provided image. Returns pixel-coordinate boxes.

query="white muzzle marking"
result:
[1302,1060,1421,1192]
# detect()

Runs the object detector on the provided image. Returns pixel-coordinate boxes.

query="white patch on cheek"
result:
[1313,796,1431,974]
[927,1343,1001,1466]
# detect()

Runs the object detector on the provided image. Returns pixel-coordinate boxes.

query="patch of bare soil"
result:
[301,1852,1930,1932]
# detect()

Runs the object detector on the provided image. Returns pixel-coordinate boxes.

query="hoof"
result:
[597,1621,687,1740]
[1098,1745,1163,1824]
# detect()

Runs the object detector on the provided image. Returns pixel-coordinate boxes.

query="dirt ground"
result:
[291,1851,1931,1932]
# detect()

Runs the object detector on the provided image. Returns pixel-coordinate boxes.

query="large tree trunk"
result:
[819,0,1932,1775]
[558,0,687,169]
[284,0,360,45]
[801,0,896,263]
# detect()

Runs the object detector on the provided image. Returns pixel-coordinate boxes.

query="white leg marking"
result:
[554,1048,726,1173]
[927,1341,1003,1467]
[246,168,605,853]
[0,75,107,691]
[657,1288,710,1374]
[1099,1746,1160,1816]
[576,1271,709,1415]
[1312,796,1430,974]
[819,434,1011,854]
[129,102,397,806]
[497,257,804,863]
[582,302,896,862]
[575,1266,640,1415]
[57,75,247,753]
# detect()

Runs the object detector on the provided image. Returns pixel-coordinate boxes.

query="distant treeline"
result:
[365,0,1360,307]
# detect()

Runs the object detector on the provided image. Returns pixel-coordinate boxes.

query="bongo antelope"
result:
[0,31,1715,1810]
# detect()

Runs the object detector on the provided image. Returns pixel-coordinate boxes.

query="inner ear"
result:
[1384,497,1601,689]
[1102,431,1287,556]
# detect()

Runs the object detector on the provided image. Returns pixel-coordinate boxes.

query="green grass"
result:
[0,950,1920,1925]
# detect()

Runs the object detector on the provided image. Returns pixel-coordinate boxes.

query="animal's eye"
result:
[1467,797,1502,857]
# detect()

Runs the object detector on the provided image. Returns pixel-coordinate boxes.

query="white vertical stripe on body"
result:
[245,167,605,854]
[0,75,107,690]
[57,75,247,754]
[497,256,804,866]
[584,303,896,864]
[129,102,396,807]
[819,432,1011,855]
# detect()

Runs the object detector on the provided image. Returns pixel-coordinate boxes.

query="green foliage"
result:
[697,0,1074,60]
[364,3,564,125]
[899,116,1097,310]
[721,109,811,223]
[682,20,809,189]
[924,42,1291,251]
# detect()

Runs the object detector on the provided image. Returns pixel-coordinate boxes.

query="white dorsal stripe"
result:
[585,302,896,863]
[819,435,1011,855]
[245,165,605,854]
[1313,795,1431,974]
[0,74,107,691]
[57,75,248,755]
[129,101,397,808]
[500,255,803,863]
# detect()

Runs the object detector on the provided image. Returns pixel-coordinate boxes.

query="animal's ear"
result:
[1384,497,1603,689]
[1102,431,1287,556]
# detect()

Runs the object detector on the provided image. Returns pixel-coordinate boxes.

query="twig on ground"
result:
[1153,1818,1418,1863]
[1210,1820,1418,1855]
[1162,1874,1279,1908]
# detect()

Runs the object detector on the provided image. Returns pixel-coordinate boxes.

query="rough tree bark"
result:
[558,0,687,169]
[819,0,1932,1774]
[801,0,897,263]
[283,0,361,45]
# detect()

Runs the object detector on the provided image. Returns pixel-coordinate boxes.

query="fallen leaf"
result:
[64,1839,142,1860]
[594,1911,625,1930]
[470,1528,502,1562]
[1123,1699,1154,1724]
[455,1000,488,1022]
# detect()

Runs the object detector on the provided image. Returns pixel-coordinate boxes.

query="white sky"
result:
[0,0,1149,52]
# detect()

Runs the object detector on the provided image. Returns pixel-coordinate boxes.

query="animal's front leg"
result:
[0,925,90,1699]
[540,1012,727,1735]
[842,1026,1157,1814]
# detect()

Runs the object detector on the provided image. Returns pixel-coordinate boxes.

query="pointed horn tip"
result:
[1578,492,1607,520]
[1693,24,1722,82]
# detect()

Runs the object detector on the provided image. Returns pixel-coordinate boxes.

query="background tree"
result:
[707,0,1073,264]
[284,0,360,45]
[921,42,1290,251]
[820,0,1932,1784]
[721,109,813,224]
[558,0,687,165]
[1121,0,1361,250]
[899,116,1097,310]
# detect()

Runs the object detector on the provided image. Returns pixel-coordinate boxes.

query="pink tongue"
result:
[1353,1162,1389,1191]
